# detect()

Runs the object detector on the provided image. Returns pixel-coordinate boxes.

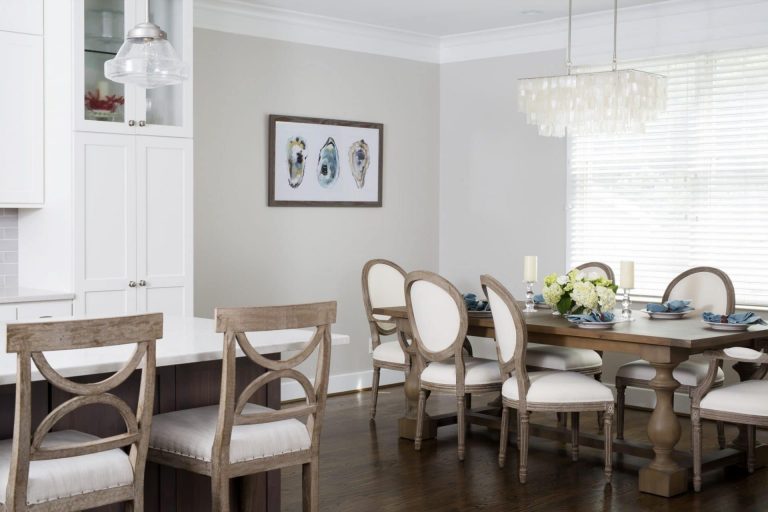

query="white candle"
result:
[523,256,538,283]
[620,261,635,289]
[97,80,109,98]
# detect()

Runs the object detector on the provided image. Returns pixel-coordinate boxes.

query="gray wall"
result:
[193,29,440,384]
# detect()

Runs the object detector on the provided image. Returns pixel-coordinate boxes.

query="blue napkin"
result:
[533,294,545,304]
[463,293,490,312]
[702,312,767,325]
[566,311,615,324]
[646,300,692,313]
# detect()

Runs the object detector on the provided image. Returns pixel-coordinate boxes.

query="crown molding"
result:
[194,0,768,65]
[194,0,441,63]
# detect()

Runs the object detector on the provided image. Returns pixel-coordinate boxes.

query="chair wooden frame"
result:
[407,271,499,461]
[615,267,734,445]
[2,313,162,512]
[576,261,616,283]
[147,302,335,512]
[481,275,614,484]
[692,349,768,491]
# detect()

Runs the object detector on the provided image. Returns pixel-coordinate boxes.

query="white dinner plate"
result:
[702,321,750,332]
[643,309,695,320]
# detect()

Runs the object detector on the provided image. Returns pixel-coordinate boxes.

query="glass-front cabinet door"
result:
[75,0,192,137]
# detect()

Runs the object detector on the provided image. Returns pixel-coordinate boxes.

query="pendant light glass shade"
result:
[105,17,188,89]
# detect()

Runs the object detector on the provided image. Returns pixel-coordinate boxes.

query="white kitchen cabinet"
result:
[0,30,44,206]
[0,0,43,35]
[74,132,192,317]
[74,0,192,138]
[16,301,74,319]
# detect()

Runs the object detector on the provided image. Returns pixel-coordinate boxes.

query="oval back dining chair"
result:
[362,259,409,419]
[481,275,614,484]
[407,271,502,461]
[148,302,336,512]
[615,267,734,445]
[1,313,162,512]
[576,261,616,282]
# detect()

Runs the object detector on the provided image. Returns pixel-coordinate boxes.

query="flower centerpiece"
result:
[542,269,618,317]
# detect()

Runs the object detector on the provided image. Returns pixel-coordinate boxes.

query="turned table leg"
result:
[397,320,437,440]
[639,360,688,497]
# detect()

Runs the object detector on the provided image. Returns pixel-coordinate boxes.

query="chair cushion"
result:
[420,357,502,387]
[0,430,133,506]
[526,343,603,371]
[616,359,725,387]
[150,403,311,463]
[502,371,614,404]
[372,341,406,365]
[700,380,768,417]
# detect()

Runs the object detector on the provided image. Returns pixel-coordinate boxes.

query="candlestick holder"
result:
[524,281,535,313]
[621,288,632,320]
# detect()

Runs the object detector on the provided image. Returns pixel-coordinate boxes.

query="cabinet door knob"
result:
[129,281,137,288]
[138,120,146,127]
[139,280,147,287]
[128,120,136,127]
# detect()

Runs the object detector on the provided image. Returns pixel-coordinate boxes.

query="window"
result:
[568,47,768,306]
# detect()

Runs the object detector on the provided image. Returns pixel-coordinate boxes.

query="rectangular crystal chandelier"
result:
[518,0,667,137]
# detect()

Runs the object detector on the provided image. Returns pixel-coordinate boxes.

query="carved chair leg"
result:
[415,389,427,451]
[211,472,230,512]
[594,373,604,433]
[127,497,143,512]
[499,406,510,468]
[692,408,703,492]
[748,424,756,474]
[717,421,726,450]
[519,411,530,484]
[457,394,466,461]
[616,384,626,440]
[370,367,381,420]
[571,412,580,462]
[604,406,614,480]
[302,459,320,512]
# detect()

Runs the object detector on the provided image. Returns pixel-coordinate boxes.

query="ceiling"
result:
[234,0,673,36]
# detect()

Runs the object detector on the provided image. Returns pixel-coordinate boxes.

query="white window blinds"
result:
[568,47,768,306]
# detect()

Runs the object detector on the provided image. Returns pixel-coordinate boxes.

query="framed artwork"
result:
[268,115,384,207]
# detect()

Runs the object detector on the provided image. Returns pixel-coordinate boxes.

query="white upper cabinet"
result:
[0,0,43,35]
[74,0,192,138]
[0,31,43,206]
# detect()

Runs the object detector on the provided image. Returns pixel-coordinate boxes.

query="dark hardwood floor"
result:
[282,385,768,511]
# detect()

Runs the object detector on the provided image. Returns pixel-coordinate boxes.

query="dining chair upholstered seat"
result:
[699,381,768,417]
[372,340,407,366]
[421,357,502,387]
[150,404,311,463]
[526,344,602,372]
[501,371,614,404]
[0,430,134,506]
[617,359,725,387]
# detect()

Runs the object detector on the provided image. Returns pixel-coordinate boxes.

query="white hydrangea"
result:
[596,286,616,311]
[542,283,564,307]
[556,275,569,286]
[571,281,598,310]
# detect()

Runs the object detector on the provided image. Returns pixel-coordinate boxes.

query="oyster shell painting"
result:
[316,137,340,188]
[286,136,307,188]
[348,139,370,189]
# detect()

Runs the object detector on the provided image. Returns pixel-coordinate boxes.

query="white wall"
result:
[193,29,440,394]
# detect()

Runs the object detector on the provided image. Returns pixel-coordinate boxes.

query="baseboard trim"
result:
[281,368,405,402]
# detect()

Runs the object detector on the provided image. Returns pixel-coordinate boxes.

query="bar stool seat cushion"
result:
[700,380,768,417]
[616,359,724,387]
[372,341,406,365]
[0,430,133,506]
[526,343,603,371]
[502,371,613,404]
[150,403,310,463]
[420,357,501,387]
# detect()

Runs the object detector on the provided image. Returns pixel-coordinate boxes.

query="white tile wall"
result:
[0,209,18,288]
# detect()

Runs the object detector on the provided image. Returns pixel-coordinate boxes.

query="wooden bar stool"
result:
[0,313,162,511]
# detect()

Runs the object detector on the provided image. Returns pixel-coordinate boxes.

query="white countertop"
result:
[0,315,350,386]
[0,287,75,305]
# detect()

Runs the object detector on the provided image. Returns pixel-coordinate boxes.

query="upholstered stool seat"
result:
[372,340,407,366]
[527,344,602,372]
[502,371,613,404]
[420,357,502,387]
[617,359,725,387]
[0,430,133,507]
[150,404,311,463]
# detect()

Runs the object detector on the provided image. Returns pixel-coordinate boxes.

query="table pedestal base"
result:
[639,466,688,497]
[399,416,437,441]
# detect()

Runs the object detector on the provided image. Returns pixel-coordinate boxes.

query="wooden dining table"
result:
[372,305,768,497]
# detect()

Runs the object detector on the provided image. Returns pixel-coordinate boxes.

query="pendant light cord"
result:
[146,0,150,23]
[566,0,573,75]
[612,0,618,71]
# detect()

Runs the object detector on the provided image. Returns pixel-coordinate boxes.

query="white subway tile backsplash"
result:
[0,210,18,287]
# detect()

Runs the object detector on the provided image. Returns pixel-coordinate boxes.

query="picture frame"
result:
[268,115,384,207]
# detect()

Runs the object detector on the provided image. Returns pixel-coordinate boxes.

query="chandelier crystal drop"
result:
[518,0,667,137]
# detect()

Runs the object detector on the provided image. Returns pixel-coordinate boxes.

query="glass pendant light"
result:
[105,0,189,89]
[518,0,667,137]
